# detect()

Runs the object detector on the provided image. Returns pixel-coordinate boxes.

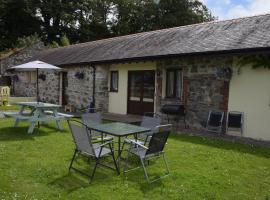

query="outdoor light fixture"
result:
[12,75,19,82]
[215,67,232,80]
[38,74,46,81]
[75,72,84,79]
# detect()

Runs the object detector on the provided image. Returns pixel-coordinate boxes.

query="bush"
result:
[15,33,41,48]
[60,34,70,46]
[49,41,60,48]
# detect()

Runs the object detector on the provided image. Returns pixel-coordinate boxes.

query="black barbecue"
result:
[160,104,187,128]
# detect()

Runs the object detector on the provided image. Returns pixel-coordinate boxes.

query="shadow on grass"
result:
[122,156,167,193]
[50,155,120,193]
[0,124,63,141]
[49,174,89,193]
[171,133,270,158]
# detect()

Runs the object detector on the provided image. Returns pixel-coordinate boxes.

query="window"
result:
[110,71,118,92]
[166,69,182,98]
[30,71,37,83]
[20,72,36,83]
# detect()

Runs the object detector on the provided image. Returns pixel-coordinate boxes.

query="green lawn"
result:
[0,118,270,200]
[0,104,20,111]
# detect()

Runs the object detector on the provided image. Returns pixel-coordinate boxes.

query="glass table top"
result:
[86,122,151,136]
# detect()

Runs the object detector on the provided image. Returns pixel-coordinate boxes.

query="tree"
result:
[0,0,215,50]
[0,0,41,51]
[111,0,215,36]
[60,34,70,46]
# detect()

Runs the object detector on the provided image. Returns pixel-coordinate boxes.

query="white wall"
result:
[228,64,270,141]
[108,62,156,114]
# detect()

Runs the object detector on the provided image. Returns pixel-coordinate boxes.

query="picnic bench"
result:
[4,102,73,134]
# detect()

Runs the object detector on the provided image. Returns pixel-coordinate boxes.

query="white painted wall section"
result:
[228,65,270,141]
[108,62,156,114]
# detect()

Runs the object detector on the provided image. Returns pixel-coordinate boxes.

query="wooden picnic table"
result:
[4,102,73,134]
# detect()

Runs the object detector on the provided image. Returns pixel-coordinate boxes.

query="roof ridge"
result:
[49,12,270,51]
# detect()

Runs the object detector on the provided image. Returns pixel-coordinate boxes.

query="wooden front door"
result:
[127,70,155,115]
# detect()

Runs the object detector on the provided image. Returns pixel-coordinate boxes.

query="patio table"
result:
[4,102,72,134]
[85,122,151,170]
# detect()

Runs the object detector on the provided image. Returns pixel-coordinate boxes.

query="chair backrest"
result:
[68,120,95,156]
[81,112,102,125]
[141,116,161,130]
[145,124,172,156]
[207,110,224,127]
[227,111,243,128]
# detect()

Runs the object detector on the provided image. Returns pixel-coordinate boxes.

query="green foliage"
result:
[0,0,41,51]
[15,34,41,49]
[0,0,215,51]
[238,54,270,69]
[60,34,70,46]
[111,0,215,35]
[0,118,270,199]
[0,104,20,111]
[49,41,60,48]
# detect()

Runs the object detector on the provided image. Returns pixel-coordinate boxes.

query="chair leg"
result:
[90,158,99,183]
[69,149,78,172]
[123,147,131,174]
[140,158,150,183]
[162,154,170,175]
[109,143,119,174]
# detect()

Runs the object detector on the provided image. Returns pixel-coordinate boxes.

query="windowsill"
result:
[109,90,118,93]
[163,97,183,101]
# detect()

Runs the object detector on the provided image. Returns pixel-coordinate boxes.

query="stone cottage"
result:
[6,14,270,141]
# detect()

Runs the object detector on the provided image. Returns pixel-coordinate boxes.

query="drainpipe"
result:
[89,65,96,113]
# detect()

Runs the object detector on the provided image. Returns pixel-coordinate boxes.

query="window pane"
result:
[111,71,118,91]
[166,71,174,97]
[175,70,182,98]
[31,72,37,83]
[129,73,142,101]
[143,71,155,102]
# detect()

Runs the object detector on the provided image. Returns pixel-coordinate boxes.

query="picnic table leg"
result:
[14,105,25,127]
[27,110,40,134]
[28,121,37,134]
[52,109,63,131]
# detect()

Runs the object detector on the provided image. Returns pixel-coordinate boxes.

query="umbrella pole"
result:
[36,68,39,103]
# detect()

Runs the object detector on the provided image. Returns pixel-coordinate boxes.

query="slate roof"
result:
[37,14,270,66]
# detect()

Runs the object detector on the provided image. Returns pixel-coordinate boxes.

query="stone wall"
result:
[156,55,233,130]
[13,72,36,97]
[60,65,109,112]
[38,70,60,104]
[10,63,109,111]
[0,42,47,96]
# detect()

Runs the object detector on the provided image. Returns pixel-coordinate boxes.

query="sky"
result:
[201,0,270,20]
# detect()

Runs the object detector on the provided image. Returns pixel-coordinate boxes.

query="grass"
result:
[0,118,270,200]
[0,104,21,111]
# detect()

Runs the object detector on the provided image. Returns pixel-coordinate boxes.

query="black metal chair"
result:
[226,111,244,135]
[206,110,224,134]
[123,115,161,147]
[81,112,113,143]
[67,120,119,183]
[123,124,172,183]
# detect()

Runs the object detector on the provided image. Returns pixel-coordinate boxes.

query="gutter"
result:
[89,65,96,112]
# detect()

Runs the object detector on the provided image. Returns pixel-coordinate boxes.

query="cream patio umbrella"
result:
[9,60,61,102]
